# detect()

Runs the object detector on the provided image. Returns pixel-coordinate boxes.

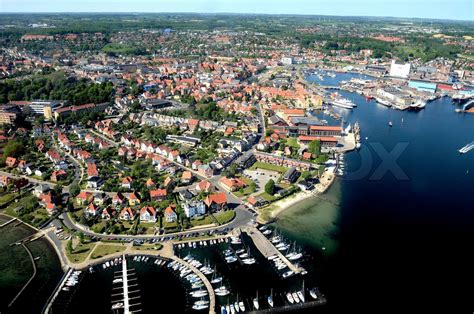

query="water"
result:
[52,258,188,313]
[0,219,63,313]
[276,74,474,312]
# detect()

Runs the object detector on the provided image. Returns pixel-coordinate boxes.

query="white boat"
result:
[242,258,256,265]
[287,253,303,261]
[262,229,272,235]
[192,303,209,310]
[190,290,208,298]
[459,141,474,154]
[375,97,392,107]
[113,278,123,284]
[410,99,426,110]
[226,305,230,314]
[268,289,274,307]
[211,277,223,284]
[388,121,393,127]
[309,288,319,299]
[229,304,236,314]
[253,291,260,310]
[239,301,245,312]
[292,292,300,303]
[331,98,355,109]
[282,270,294,278]
[297,290,305,303]
[286,292,294,304]
[112,302,124,310]
[234,301,240,312]
[215,289,230,296]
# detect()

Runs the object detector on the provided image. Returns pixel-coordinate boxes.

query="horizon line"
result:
[0,11,472,23]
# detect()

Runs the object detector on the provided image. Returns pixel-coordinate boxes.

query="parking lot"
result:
[243,169,280,194]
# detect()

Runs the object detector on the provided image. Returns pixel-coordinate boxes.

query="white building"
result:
[389,60,411,79]
[281,57,294,66]
[183,201,206,218]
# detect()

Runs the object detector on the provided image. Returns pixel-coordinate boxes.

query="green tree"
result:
[265,179,275,195]
[66,239,73,255]
[69,183,80,197]
[308,140,321,155]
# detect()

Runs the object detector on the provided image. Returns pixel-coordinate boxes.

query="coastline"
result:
[257,171,336,223]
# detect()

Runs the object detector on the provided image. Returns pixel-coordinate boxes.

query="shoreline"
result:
[257,171,336,224]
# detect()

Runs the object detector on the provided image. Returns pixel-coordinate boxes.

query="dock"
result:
[243,226,303,274]
[111,255,142,313]
[169,255,216,314]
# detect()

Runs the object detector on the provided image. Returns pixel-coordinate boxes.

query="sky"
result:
[0,0,472,21]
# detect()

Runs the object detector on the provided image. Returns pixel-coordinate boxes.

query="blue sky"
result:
[0,0,472,21]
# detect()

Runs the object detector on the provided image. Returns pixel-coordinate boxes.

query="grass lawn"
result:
[91,221,107,234]
[250,161,288,174]
[286,137,301,149]
[133,244,163,251]
[256,192,278,202]
[214,210,236,225]
[0,193,17,204]
[190,215,215,227]
[91,244,126,259]
[66,242,95,263]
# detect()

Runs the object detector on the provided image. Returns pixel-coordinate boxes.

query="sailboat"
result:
[253,291,260,310]
[388,121,393,127]
[267,289,274,308]
[298,281,305,303]
[211,267,222,284]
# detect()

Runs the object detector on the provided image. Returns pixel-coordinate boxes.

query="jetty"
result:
[111,255,142,313]
[0,217,17,228]
[243,226,303,274]
[169,255,216,314]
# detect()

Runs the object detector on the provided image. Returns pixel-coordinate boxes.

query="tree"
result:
[265,128,274,137]
[308,140,321,155]
[66,239,73,255]
[78,232,85,244]
[69,183,80,197]
[54,183,63,197]
[265,179,275,195]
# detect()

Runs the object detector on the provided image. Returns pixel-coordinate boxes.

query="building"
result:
[164,206,178,222]
[0,105,21,125]
[219,177,247,192]
[408,81,437,94]
[282,167,299,184]
[183,201,206,218]
[309,125,342,137]
[281,57,294,65]
[140,206,156,222]
[389,60,411,79]
[26,100,63,118]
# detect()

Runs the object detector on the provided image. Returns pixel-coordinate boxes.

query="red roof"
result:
[298,135,338,142]
[310,125,342,131]
[205,193,228,206]
[150,189,167,198]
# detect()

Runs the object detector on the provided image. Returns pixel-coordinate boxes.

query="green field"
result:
[66,242,95,263]
[250,161,288,174]
[214,210,236,225]
[91,244,126,259]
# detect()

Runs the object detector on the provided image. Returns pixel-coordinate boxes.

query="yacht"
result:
[112,302,124,310]
[459,142,474,154]
[292,292,300,303]
[297,290,305,303]
[190,290,208,298]
[309,288,319,299]
[410,99,427,110]
[238,301,245,312]
[331,98,355,109]
[375,97,392,107]
[267,289,274,308]
[286,292,295,304]
[253,292,260,310]
[192,303,209,310]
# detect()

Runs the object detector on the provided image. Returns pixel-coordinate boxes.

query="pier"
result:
[243,226,303,274]
[111,255,142,313]
[169,255,216,314]
[248,297,327,313]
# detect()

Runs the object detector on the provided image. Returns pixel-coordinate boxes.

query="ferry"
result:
[410,99,427,110]
[331,98,356,109]
[459,142,474,154]
[375,97,392,107]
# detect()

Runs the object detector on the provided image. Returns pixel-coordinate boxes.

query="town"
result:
[0,12,473,314]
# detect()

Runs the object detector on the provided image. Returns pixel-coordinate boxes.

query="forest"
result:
[0,70,114,105]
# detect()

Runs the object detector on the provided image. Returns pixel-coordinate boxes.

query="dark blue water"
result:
[283,76,474,313]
